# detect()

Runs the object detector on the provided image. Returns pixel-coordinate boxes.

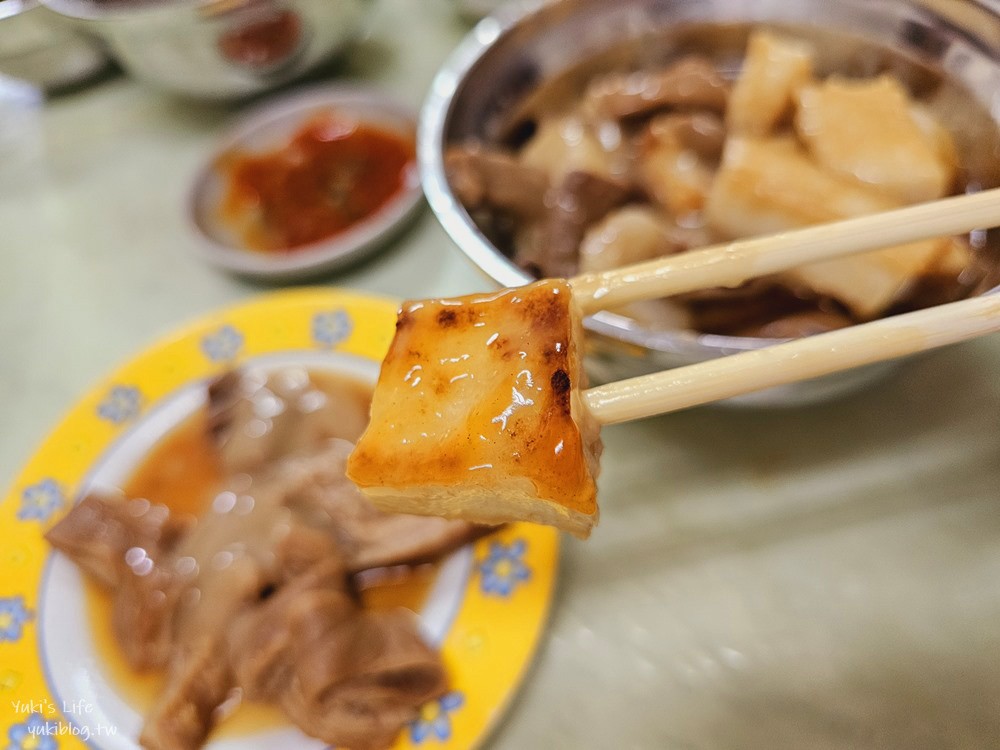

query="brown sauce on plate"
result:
[83,372,438,735]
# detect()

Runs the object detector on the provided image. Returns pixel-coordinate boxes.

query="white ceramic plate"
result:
[2,290,559,750]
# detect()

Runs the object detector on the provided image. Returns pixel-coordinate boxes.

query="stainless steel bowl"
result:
[0,0,108,91]
[39,0,371,100]
[420,0,1000,405]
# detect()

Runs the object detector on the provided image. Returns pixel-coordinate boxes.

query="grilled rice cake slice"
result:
[347,279,602,538]
[727,30,815,137]
[704,136,951,318]
[795,75,956,203]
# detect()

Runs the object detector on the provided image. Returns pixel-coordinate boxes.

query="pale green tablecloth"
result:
[3,1,1000,747]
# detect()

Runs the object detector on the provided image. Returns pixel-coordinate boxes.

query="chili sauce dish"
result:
[189,87,423,281]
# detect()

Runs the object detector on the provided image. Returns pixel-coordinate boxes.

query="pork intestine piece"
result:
[583,56,730,120]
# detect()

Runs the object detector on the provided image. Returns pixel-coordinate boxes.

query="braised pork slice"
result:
[281,608,446,750]
[584,56,730,120]
[46,493,189,588]
[445,145,550,221]
[112,561,185,671]
[227,558,353,701]
[517,170,635,278]
[276,439,492,573]
[208,367,370,475]
[48,367,479,750]
[139,639,235,750]
[229,557,446,750]
[46,494,190,670]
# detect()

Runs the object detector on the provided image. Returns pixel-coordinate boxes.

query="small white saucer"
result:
[188,85,423,282]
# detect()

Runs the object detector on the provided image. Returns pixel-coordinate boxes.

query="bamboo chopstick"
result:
[582,292,1000,425]
[570,187,1000,314]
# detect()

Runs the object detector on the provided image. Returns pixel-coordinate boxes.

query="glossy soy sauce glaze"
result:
[218,115,416,253]
[349,279,601,523]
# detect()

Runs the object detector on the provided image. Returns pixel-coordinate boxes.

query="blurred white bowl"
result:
[0,0,108,91]
[39,0,372,100]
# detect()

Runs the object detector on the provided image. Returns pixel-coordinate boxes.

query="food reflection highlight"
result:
[46,367,491,750]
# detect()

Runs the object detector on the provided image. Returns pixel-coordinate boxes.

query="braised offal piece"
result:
[445,145,550,221]
[347,279,602,538]
[583,56,730,119]
[47,367,489,750]
[446,31,986,339]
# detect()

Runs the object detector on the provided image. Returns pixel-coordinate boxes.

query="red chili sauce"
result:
[218,115,416,253]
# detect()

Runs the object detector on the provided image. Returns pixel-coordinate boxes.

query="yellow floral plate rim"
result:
[0,287,559,750]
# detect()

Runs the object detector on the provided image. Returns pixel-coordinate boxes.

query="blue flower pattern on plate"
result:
[200,324,244,362]
[17,479,64,523]
[410,692,464,744]
[479,539,531,597]
[6,712,59,750]
[97,385,142,424]
[0,596,32,643]
[312,310,352,348]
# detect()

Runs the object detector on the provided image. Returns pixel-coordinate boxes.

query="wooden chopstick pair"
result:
[569,187,1000,424]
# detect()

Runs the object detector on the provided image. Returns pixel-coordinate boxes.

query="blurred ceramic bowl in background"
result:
[0,0,108,91]
[420,0,1000,405]
[38,0,372,100]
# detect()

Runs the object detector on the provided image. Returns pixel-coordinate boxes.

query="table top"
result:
[3,1,1000,747]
